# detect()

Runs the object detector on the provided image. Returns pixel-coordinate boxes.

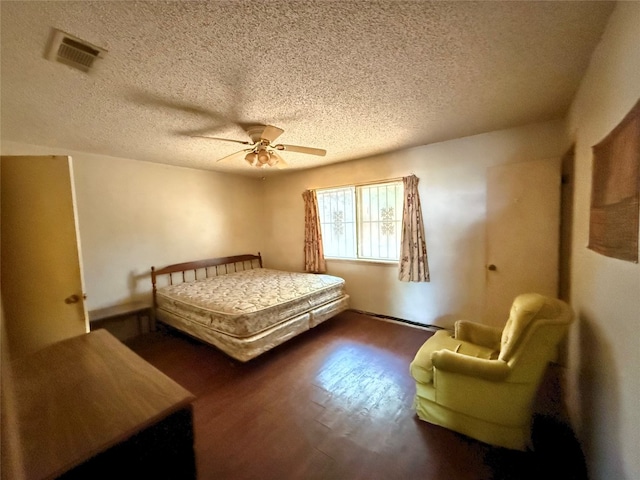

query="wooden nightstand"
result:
[88,301,154,333]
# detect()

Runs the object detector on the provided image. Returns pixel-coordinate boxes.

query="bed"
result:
[151,253,349,362]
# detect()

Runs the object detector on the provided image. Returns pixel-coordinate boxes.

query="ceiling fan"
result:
[192,125,326,168]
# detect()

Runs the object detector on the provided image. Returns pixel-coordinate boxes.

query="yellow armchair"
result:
[409,293,573,450]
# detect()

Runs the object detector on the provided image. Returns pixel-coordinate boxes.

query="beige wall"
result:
[0,122,569,325]
[262,120,568,326]
[0,141,265,310]
[565,3,640,479]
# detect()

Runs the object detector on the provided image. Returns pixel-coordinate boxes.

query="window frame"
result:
[316,179,404,263]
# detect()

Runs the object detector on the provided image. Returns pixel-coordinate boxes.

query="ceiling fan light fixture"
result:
[196,125,324,169]
[244,151,258,166]
[257,149,271,165]
[267,153,278,167]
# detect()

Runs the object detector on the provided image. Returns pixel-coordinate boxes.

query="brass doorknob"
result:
[487,264,497,271]
[64,294,80,304]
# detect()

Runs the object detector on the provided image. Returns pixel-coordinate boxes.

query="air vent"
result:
[46,29,106,73]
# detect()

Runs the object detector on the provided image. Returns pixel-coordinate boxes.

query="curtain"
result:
[398,175,430,282]
[302,189,326,273]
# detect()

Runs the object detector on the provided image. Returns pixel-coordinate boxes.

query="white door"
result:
[1,156,88,359]
[484,158,561,326]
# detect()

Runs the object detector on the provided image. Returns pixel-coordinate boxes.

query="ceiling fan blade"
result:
[275,144,326,156]
[192,135,253,146]
[216,149,252,163]
[261,125,284,143]
[271,152,288,169]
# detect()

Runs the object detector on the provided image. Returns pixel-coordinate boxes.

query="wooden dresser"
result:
[3,329,196,480]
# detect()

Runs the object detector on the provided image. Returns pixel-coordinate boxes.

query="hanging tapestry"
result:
[588,99,640,263]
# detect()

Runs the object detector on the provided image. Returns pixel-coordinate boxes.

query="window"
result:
[316,181,404,261]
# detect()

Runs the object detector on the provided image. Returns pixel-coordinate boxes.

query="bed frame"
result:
[151,253,263,307]
[150,253,349,361]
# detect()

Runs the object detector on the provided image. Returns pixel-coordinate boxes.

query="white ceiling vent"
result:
[46,29,106,73]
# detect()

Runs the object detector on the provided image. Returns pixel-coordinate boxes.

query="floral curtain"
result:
[398,175,430,282]
[302,189,326,273]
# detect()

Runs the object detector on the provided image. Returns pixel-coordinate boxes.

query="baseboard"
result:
[349,309,444,332]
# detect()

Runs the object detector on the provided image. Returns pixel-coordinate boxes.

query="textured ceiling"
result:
[1,1,615,177]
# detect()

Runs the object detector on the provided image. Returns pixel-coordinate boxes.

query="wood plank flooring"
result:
[126,310,586,480]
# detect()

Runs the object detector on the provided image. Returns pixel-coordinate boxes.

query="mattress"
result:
[155,268,347,338]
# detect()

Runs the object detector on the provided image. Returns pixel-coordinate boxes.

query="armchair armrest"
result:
[455,320,502,350]
[431,349,510,381]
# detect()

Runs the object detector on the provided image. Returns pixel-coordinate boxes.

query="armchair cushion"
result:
[499,293,568,361]
[410,329,498,384]
[431,350,510,381]
[454,320,502,350]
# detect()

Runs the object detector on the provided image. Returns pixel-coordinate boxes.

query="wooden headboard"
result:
[151,253,263,306]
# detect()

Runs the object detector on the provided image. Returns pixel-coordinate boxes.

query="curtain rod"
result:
[308,175,409,191]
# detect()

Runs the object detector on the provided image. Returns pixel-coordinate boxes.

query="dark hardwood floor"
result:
[126,310,587,480]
